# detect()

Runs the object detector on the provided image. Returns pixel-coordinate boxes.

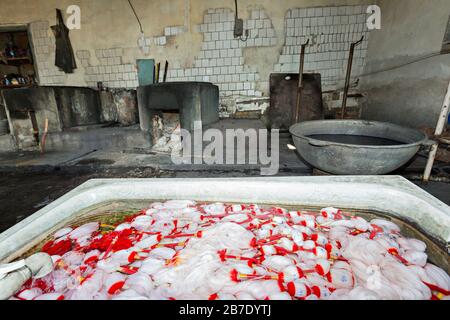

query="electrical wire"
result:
[239,31,249,42]
[358,51,446,78]
[324,50,449,92]
[127,0,144,33]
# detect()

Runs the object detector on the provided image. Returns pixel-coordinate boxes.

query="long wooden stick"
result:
[293,39,309,124]
[156,62,161,83]
[423,80,450,182]
[40,118,49,154]
[341,36,364,119]
[163,60,169,82]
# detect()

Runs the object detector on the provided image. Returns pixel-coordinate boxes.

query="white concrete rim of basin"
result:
[0,176,449,263]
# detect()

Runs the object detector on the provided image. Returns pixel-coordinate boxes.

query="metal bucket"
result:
[290,120,428,175]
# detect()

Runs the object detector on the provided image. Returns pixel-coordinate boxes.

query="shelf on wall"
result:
[0,56,33,66]
[0,83,33,89]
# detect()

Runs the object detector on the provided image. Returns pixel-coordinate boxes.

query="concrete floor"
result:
[0,119,449,233]
[0,120,313,176]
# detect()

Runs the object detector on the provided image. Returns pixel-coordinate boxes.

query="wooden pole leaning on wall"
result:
[28,111,40,147]
[163,61,169,82]
[155,62,161,83]
[40,118,49,154]
[293,38,310,125]
[341,36,364,119]
[423,80,450,182]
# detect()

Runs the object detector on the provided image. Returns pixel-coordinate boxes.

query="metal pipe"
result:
[341,36,364,119]
[423,80,450,182]
[293,38,309,124]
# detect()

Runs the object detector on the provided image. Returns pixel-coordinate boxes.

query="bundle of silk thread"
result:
[12,200,450,300]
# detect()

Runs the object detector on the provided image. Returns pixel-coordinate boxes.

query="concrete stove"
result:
[137,82,219,134]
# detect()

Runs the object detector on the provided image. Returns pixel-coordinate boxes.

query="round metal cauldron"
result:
[289,120,429,175]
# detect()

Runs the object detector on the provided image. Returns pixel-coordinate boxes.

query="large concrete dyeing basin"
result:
[0,177,449,268]
[290,120,429,175]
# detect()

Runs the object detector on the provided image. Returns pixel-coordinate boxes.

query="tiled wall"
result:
[30,21,140,89]
[275,5,370,90]
[30,21,67,85]
[167,8,278,99]
[167,5,370,98]
[153,25,186,47]
[82,48,139,89]
[28,5,371,114]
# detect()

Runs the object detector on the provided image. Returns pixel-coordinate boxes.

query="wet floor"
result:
[0,168,160,233]
[0,172,91,233]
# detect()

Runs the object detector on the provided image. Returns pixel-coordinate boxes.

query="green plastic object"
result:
[137,59,155,86]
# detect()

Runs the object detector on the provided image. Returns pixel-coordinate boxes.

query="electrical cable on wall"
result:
[127,0,151,55]
[128,0,144,33]
[326,50,449,93]
[358,51,446,78]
